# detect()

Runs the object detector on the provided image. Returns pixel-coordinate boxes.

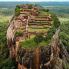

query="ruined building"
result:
[6,4,69,69]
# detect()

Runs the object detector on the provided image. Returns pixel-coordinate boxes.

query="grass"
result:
[0,15,11,23]
[15,30,23,37]
[0,10,17,68]
[39,10,49,15]
[28,27,49,32]
[20,38,37,49]
[38,40,50,46]
[58,17,69,23]
[19,37,50,49]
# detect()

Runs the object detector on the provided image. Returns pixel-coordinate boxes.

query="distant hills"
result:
[0,2,69,17]
[0,2,69,8]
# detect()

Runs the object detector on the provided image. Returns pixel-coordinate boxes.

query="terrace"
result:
[14,4,53,49]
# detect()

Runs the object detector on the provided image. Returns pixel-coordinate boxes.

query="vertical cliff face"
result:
[13,30,63,69]
[15,28,69,69]
[7,24,69,69]
[50,29,63,69]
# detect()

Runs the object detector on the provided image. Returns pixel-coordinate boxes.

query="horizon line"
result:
[0,1,69,2]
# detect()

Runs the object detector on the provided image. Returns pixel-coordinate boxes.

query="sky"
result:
[0,0,69,2]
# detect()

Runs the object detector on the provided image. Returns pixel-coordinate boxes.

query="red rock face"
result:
[24,16,28,19]
[9,47,16,58]
[18,63,27,69]
[34,48,41,69]
[7,28,63,69]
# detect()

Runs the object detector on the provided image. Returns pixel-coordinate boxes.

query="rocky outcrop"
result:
[15,28,69,69]
[6,4,69,69]
[7,25,69,69]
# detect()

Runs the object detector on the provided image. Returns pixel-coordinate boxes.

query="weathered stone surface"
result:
[7,4,69,69]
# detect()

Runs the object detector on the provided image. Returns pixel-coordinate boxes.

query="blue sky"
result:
[0,0,69,2]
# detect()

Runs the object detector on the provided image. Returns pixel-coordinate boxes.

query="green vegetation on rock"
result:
[60,22,69,52]
[20,38,37,49]
[15,31,23,37]
[15,5,20,16]
[20,36,49,49]
[52,14,60,28]
[34,33,44,44]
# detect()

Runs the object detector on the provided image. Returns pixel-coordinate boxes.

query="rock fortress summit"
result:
[6,4,69,69]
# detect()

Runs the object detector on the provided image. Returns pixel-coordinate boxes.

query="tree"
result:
[42,9,49,12]
[15,5,20,16]
[45,27,56,41]
[52,14,60,28]
[34,33,44,44]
